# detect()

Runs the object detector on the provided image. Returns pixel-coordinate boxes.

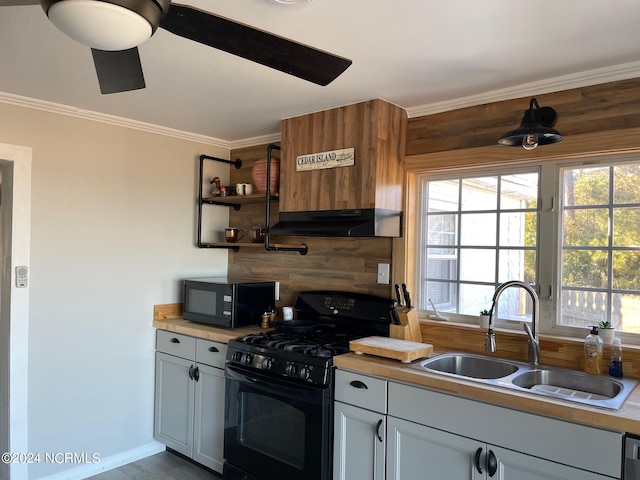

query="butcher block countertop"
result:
[334,352,640,436]
[152,303,264,343]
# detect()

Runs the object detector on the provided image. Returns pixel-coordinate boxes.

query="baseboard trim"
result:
[37,442,166,480]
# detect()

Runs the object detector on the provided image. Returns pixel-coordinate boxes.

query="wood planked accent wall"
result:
[227,143,394,307]
[228,77,640,376]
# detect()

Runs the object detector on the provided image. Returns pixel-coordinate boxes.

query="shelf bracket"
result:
[264,144,308,255]
[199,154,242,169]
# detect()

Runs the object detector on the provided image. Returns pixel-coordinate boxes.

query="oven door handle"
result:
[226,364,325,396]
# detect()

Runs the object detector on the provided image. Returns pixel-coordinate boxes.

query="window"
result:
[415,155,640,341]
[558,162,640,335]
[419,169,539,323]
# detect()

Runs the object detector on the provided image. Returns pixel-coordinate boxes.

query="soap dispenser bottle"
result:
[584,326,603,375]
[608,337,623,378]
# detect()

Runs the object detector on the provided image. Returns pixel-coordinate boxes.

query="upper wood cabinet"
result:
[279,99,407,213]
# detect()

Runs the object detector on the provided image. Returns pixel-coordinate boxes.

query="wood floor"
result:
[87,450,221,480]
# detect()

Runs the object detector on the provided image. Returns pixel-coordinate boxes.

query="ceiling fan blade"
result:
[0,0,38,5]
[91,48,146,94]
[160,3,352,86]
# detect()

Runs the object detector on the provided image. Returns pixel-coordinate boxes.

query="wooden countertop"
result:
[334,352,640,435]
[152,318,266,343]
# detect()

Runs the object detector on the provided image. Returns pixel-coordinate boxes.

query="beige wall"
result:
[0,102,231,479]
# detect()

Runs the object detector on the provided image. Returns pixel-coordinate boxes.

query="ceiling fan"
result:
[0,0,352,94]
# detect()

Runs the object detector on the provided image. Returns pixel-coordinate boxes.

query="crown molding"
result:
[406,60,640,118]
[0,91,231,149]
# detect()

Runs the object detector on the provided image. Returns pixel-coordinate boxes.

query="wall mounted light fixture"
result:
[498,98,563,150]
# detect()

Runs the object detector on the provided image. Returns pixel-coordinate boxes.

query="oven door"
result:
[224,363,332,480]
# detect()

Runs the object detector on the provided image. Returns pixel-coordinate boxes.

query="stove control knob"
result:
[243,353,253,365]
[299,366,311,381]
[232,351,243,363]
[262,357,274,370]
[285,362,298,377]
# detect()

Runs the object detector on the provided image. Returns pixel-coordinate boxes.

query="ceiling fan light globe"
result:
[47,0,152,50]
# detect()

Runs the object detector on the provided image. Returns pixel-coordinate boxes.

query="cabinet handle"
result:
[487,449,497,477]
[208,346,220,353]
[375,419,383,442]
[349,380,368,389]
[193,366,200,382]
[474,447,483,474]
[170,338,180,344]
[188,365,195,380]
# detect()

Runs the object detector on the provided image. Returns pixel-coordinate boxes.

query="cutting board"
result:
[349,336,433,363]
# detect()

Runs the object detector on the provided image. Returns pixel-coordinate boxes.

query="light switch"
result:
[377,263,390,284]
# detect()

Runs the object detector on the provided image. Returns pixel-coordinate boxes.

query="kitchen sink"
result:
[404,352,638,410]
[408,353,520,380]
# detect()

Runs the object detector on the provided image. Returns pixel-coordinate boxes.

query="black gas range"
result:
[223,290,393,480]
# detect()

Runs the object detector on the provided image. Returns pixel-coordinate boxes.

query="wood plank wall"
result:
[228,77,640,375]
[227,143,394,308]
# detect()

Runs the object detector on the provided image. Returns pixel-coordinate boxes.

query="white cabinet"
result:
[333,368,623,480]
[154,330,227,473]
[333,371,387,480]
[386,381,621,480]
[386,416,611,480]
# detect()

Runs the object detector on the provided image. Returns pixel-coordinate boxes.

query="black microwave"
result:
[183,277,276,328]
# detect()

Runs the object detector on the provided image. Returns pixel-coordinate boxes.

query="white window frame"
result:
[414,152,640,344]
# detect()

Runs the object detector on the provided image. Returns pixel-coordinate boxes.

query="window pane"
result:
[563,208,608,247]
[614,164,640,204]
[426,248,457,281]
[563,167,609,206]
[500,212,537,247]
[493,285,535,322]
[562,249,608,288]
[428,180,459,212]
[613,207,640,247]
[612,251,640,290]
[459,283,496,316]
[617,293,640,333]
[500,173,539,209]
[460,249,495,282]
[423,280,456,311]
[460,213,496,246]
[559,290,608,328]
[498,249,536,284]
[427,214,456,246]
[461,177,497,211]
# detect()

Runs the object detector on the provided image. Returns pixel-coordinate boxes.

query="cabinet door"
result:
[154,352,195,457]
[193,363,225,474]
[492,446,613,480]
[334,401,385,480]
[386,416,483,480]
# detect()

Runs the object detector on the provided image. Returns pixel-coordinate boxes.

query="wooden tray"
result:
[349,336,433,363]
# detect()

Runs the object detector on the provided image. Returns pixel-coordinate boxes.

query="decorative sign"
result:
[296,147,355,172]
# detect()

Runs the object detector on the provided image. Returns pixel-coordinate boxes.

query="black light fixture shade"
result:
[498,98,563,150]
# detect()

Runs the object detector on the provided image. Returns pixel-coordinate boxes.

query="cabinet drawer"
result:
[156,330,196,359]
[334,370,387,413]
[195,339,228,369]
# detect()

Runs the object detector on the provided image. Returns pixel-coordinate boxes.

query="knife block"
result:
[389,307,422,343]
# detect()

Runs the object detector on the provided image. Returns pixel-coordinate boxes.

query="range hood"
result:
[270,208,402,237]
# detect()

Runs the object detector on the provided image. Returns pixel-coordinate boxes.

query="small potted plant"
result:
[598,320,615,344]
[479,309,492,328]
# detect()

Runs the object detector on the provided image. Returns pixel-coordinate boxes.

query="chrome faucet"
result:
[485,280,540,365]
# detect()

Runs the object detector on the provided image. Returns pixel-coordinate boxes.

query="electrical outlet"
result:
[275,281,280,301]
[377,263,390,284]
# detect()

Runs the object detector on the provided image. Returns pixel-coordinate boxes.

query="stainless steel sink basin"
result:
[404,352,638,410]
[509,367,637,410]
[409,353,520,380]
